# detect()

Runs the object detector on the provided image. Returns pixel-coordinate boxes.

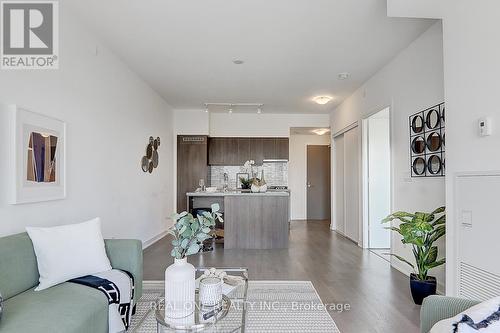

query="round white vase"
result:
[259,183,268,193]
[251,183,260,193]
[164,257,195,319]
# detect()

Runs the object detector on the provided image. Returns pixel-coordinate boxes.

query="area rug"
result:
[130,280,340,332]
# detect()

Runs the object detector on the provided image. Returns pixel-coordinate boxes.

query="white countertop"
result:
[187,190,289,197]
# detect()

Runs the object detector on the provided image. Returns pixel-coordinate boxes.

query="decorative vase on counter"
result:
[164,257,195,319]
[251,183,260,193]
[259,170,267,193]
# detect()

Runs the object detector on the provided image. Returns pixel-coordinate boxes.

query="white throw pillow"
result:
[26,218,112,291]
[430,296,500,333]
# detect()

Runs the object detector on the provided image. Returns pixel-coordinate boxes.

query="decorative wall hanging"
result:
[409,102,445,177]
[9,105,66,204]
[141,136,160,173]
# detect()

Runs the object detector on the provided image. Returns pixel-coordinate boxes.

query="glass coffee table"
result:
[155,267,248,332]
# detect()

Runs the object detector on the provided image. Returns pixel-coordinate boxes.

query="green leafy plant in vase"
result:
[382,206,445,305]
[164,204,223,318]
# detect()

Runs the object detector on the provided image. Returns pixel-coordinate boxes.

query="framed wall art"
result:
[9,105,66,204]
[409,102,445,177]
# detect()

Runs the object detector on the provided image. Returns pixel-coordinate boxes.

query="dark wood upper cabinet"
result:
[208,137,289,165]
[249,138,264,165]
[262,138,277,159]
[276,138,289,159]
[237,138,251,165]
[208,137,225,165]
[222,138,239,165]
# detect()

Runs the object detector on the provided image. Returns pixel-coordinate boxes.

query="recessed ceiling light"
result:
[312,96,333,105]
[233,59,244,65]
[338,72,350,80]
[228,108,233,114]
[257,107,262,114]
[312,128,330,136]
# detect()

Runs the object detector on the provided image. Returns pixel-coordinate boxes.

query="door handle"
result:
[307,182,312,188]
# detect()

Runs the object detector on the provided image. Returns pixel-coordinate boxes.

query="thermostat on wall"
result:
[479,117,492,136]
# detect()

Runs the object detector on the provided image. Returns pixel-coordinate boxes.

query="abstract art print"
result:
[9,105,66,204]
[27,131,58,183]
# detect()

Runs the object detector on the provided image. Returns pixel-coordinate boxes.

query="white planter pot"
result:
[259,184,268,193]
[251,184,260,193]
[164,257,195,319]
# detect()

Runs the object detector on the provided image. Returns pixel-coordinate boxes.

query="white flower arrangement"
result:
[243,160,255,176]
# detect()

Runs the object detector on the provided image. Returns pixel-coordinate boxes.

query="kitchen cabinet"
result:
[208,137,224,165]
[276,138,289,159]
[208,137,289,165]
[237,138,251,164]
[249,138,264,165]
[262,138,277,159]
[222,138,239,165]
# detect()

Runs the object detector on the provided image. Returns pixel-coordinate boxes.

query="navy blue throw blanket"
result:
[70,270,135,331]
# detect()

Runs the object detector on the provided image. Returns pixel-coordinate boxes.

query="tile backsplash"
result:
[210,163,288,189]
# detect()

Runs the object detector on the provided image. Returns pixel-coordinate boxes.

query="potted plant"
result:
[382,206,445,305]
[164,204,223,318]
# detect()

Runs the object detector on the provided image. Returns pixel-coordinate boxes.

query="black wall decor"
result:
[409,103,445,177]
[141,136,160,173]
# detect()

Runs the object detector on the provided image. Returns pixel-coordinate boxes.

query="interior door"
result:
[307,145,331,220]
[333,134,345,234]
[344,127,360,243]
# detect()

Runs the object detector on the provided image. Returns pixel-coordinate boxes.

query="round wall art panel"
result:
[411,115,424,134]
[427,155,442,175]
[426,132,442,152]
[411,136,426,154]
[426,109,441,129]
[412,157,426,176]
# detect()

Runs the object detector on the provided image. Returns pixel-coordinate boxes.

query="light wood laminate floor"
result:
[143,220,420,333]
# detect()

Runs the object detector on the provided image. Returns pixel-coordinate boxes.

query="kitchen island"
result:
[186,191,290,249]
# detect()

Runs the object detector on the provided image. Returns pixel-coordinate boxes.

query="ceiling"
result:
[67,0,434,114]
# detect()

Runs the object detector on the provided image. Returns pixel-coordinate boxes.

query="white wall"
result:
[330,22,445,290]
[289,134,330,220]
[440,1,500,296]
[174,110,210,135]
[209,113,330,137]
[0,4,175,245]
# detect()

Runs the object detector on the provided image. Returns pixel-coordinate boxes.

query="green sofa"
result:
[420,295,480,333]
[0,232,143,333]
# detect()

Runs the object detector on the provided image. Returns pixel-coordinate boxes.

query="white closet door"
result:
[333,134,345,235]
[344,126,360,243]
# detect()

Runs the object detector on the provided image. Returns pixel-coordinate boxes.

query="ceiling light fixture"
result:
[233,59,244,65]
[228,105,233,114]
[257,107,262,114]
[312,128,330,136]
[204,104,209,113]
[338,72,350,80]
[312,96,333,105]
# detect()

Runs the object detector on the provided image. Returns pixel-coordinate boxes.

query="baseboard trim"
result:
[143,230,168,249]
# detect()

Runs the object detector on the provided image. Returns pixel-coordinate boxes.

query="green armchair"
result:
[420,295,480,333]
